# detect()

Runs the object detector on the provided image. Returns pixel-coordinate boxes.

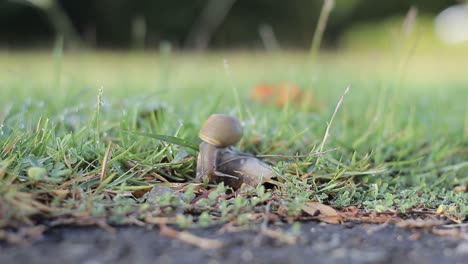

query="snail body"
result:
[196,114,274,189]
[195,142,218,181]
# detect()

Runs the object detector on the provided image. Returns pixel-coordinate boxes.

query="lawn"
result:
[0,48,467,235]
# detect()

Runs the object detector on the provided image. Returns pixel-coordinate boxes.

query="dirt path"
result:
[1,222,467,264]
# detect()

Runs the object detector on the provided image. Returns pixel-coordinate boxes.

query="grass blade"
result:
[128,131,199,151]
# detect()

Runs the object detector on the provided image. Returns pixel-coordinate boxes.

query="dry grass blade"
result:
[402,6,418,37]
[159,224,224,249]
[1,136,21,157]
[59,173,98,188]
[315,85,350,166]
[49,217,116,233]
[144,216,177,225]
[100,141,113,183]
[309,0,334,64]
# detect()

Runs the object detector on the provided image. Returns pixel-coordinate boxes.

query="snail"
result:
[196,114,275,189]
[198,114,243,147]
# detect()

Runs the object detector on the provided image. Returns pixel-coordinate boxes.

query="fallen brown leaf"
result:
[302,201,343,224]
[159,224,224,249]
[131,187,153,198]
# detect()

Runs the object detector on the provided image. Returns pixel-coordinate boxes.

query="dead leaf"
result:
[277,205,290,218]
[159,224,224,249]
[396,218,446,229]
[302,201,343,224]
[131,187,153,198]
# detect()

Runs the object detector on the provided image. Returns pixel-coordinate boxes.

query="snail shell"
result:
[215,149,274,189]
[198,114,243,147]
[196,143,274,189]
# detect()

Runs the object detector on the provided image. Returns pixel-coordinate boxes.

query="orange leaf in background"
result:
[275,83,302,107]
[249,82,320,111]
[249,83,276,103]
[302,201,343,224]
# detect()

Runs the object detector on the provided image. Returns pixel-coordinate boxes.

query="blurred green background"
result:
[0,0,463,50]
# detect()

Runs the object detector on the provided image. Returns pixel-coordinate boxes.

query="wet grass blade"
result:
[128,131,199,151]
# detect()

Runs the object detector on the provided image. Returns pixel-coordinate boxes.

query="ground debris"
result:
[396,218,446,229]
[432,227,468,240]
[260,227,298,245]
[49,217,116,233]
[159,224,224,249]
[0,225,45,245]
[339,206,396,224]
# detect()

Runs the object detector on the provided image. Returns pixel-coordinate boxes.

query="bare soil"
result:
[1,222,467,264]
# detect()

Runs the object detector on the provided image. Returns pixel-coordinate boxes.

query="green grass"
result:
[0,48,467,230]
